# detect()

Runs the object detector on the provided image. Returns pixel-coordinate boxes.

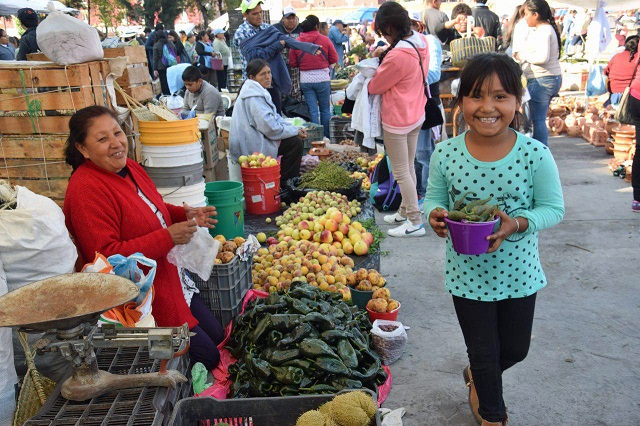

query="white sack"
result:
[37,2,103,65]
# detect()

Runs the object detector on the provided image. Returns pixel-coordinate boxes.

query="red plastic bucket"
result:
[241,165,281,215]
[445,216,500,255]
[367,303,401,322]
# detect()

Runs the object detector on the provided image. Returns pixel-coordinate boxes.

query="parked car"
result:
[340,7,378,26]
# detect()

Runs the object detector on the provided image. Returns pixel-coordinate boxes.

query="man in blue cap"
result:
[328,20,348,77]
[16,8,39,60]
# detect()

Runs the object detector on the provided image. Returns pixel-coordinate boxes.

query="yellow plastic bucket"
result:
[139,118,200,146]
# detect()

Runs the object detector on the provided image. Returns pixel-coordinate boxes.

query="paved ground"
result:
[377,136,640,425]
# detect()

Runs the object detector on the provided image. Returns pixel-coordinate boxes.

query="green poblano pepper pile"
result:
[226,282,387,398]
[444,193,500,222]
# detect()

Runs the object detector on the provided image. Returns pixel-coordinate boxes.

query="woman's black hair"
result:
[168,29,180,41]
[455,53,524,129]
[374,2,412,65]
[502,4,525,50]
[65,106,120,172]
[300,14,320,32]
[246,58,270,79]
[625,35,639,60]
[196,30,207,42]
[155,30,167,42]
[524,0,561,58]
[451,3,473,20]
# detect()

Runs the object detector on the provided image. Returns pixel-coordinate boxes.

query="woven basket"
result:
[13,332,57,426]
[451,36,496,67]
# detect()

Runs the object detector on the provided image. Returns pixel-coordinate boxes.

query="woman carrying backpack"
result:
[153,30,178,95]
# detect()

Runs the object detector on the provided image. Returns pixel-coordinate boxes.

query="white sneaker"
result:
[387,221,426,237]
[383,212,407,224]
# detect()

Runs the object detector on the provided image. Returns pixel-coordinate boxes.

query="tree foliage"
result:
[94,0,126,33]
[143,0,187,28]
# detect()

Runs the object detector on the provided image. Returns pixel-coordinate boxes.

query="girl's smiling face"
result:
[461,72,519,140]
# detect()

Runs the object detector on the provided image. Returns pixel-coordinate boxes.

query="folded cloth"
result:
[349,72,381,149]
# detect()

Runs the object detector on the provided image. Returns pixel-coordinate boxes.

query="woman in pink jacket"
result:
[369,1,430,237]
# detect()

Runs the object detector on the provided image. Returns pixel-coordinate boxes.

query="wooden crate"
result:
[0,134,71,203]
[28,47,153,105]
[0,60,109,135]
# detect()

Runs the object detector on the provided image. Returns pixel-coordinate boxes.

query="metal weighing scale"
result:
[0,273,190,402]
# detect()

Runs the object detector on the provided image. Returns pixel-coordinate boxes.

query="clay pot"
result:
[605,141,614,155]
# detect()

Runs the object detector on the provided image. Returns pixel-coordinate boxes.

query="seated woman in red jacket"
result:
[63,106,223,370]
[288,15,338,138]
[604,35,639,106]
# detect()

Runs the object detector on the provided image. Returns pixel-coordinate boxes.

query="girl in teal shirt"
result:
[424,53,565,425]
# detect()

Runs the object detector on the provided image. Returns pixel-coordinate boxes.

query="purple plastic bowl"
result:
[445,216,500,255]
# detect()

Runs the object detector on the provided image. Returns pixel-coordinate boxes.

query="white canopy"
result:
[0,0,77,16]
[491,0,639,17]
[209,13,229,30]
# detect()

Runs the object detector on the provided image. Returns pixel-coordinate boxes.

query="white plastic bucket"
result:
[141,142,203,168]
[158,180,207,207]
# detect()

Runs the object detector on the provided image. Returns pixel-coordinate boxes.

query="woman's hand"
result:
[486,210,518,253]
[168,220,197,245]
[184,203,218,229]
[371,46,386,58]
[429,208,448,238]
[298,128,308,139]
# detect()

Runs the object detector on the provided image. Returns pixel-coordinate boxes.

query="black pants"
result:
[453,293,537,422]
[189,294,224,370]
[216,66,228,90]
[629,95,640,201]
[158,69,170,95]
[277,135,303,186]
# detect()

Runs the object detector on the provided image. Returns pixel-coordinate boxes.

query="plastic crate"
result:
[329,116,355,145]
[333,105,342,115]
[189,256,253,328]
[169,389,381,425]
[24,334,190,426]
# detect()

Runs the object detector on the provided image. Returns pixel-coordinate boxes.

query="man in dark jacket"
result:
[16,8,39,60]
[145,23,164,74]
[273,6,301,38]
[471,0,500,41]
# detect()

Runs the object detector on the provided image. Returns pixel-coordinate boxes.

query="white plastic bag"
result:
[167,226,220,281]
[0,257,17,426]
[371,319,408,365]
[0,186,77,290]
[37,2,103,65]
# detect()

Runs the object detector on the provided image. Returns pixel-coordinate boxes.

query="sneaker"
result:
[633,200,640,213]
[387,221,426,237]
[383,212,407,224]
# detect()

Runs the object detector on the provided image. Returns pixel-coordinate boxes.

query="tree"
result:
[225,0,241,14]
[94,0,126,33]
[142,0,187,28]
[187,0,218,28]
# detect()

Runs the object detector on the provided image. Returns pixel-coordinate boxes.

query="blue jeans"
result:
[414,129,436,197]
[527,75,562,146]
[301,81,331,138]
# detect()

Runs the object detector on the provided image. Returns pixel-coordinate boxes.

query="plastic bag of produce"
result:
[36,2,103,65]
[167,226,220,281]
[371,320,407,365]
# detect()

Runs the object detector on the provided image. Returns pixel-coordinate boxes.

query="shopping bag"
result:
[615,88,635,125]
[209,57,224,70]
[586,65,607,97]
[371,320,408,365]
[167,227,220,281]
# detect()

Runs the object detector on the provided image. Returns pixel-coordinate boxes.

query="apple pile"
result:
[367,153,384,173]
[252,239,353,300]
[351,171,371,191]
[275,191,361,228]
[276,207,373,256]
[238,152,279,168]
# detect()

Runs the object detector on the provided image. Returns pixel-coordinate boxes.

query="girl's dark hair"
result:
[155,30,167,42]
[300,15,320,32]
[455,53,524,129]
[374,1,412,65]
[625,35,639,60]
[65,106,120,172]
[246,59,269,78]
[196,30,207,41]
[524,0,561,58]
[168,30,180,41]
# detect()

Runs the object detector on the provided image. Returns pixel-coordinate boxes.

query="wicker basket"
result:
[450,36,496,67]
[13,332,57,426]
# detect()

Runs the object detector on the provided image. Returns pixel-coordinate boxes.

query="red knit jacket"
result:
[604,50,639,93]
[288,31,338,71]
[63,159,197,329]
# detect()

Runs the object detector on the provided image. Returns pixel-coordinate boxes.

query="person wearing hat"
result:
[274,6,301,37]
[328,20,348,76]
[212,29,231,89]
[233,0,270,81]
[16,8,39,60]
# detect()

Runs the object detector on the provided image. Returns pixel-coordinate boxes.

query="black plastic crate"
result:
[189,256,253,328]
[329,116,355,145]
[169,389,380,426]
[24,336,190,426]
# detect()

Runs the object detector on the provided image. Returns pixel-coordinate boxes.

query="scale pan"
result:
[0,273,139,331]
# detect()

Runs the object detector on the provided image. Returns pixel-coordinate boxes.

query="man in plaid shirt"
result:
[233,0,270,80]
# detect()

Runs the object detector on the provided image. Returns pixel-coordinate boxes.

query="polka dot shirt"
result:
[423,131,565,301]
